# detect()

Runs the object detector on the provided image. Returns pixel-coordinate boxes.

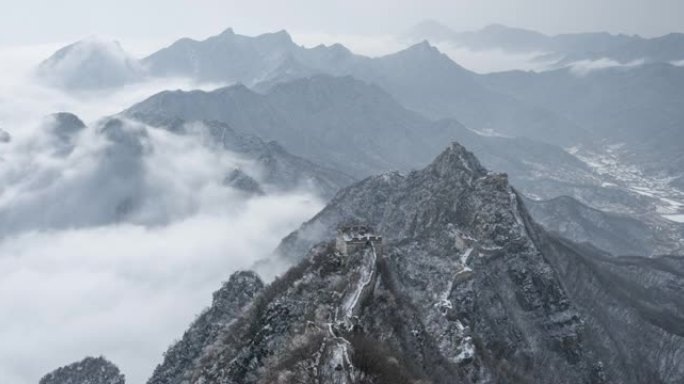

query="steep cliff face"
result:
[39,356,125,384]
[147,271,264,384]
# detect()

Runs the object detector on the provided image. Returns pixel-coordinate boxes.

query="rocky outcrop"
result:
[147,271,264,384]
[39,356,125,384]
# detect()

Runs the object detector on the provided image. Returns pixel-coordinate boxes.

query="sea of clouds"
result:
[0,43,322,384]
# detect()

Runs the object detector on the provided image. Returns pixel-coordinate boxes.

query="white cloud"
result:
[432,44,557,73]
[0,44,323,384]
[0,194,320,384]
[568,58,645,76]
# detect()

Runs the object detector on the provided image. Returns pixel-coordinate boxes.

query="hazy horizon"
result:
[3,0,684,48]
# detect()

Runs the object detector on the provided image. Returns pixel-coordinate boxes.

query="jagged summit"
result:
[425,141,488,179]
[396,40,445,58]
[211,28,294,46]
[142,28,305,83]
[39,356,125,384]
[210,27,292,43]
[279,142,521,254]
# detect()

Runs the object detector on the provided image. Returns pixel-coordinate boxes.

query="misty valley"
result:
[1,12,683,384]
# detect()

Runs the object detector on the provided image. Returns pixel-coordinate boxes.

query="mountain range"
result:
[482,62,684,178]
[124,75,455,178]
[40,28,684,178]
[28,25,684,384]
[123,71,684,255]
[405,20,684,65]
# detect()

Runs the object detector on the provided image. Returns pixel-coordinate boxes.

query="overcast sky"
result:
[2,0,683,47]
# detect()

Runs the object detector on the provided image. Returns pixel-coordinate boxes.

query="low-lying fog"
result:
[0,44,321,384]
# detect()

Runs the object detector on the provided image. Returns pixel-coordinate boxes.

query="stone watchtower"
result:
[335,225,383,256]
